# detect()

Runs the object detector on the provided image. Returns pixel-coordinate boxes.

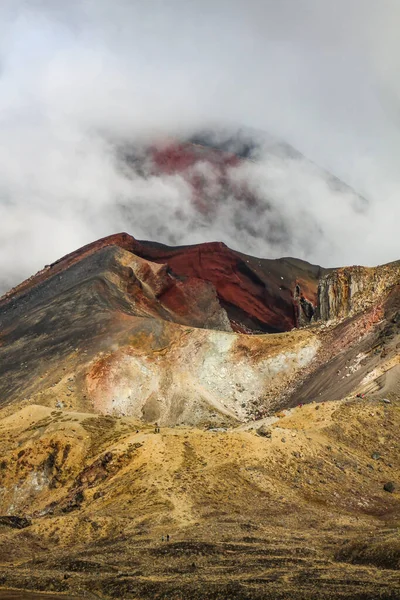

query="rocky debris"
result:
[93,490,105,500]
[0,516,31,529]
[61,490,85,513]
[383,481,396,493]
[256,425,272,438]
[75,452,114,488]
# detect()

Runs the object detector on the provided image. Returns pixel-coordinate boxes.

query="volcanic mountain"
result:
[0,233,399,599]
[111,128,369,269]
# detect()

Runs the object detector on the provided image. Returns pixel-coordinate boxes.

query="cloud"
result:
[1,1,400,292]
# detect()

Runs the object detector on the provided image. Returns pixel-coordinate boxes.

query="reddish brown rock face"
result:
[128,239,324,333]
[0,232,323,334]
[0,137,329,334]
[151,142,240,175]
[147,141,254,215]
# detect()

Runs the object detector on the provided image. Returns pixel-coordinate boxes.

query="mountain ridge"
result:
[0,232,399,599]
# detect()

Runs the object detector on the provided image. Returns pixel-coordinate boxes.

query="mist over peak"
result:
[1,1,400,293]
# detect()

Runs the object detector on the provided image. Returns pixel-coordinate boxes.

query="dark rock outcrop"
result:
[0,516,31,529]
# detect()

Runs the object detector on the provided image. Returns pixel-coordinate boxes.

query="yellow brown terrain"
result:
[0,234,399,599]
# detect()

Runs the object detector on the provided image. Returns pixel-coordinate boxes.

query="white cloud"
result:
[1,1,400,292]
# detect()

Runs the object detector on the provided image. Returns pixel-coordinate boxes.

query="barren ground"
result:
[0,393,398,599]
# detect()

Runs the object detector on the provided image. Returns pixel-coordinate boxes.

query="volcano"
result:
[0,228,399,598]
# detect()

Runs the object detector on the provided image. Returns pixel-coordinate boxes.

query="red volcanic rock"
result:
[149,141,243,215]
[0,232,324,334]
[151,142,240,175]
[131,240,324,333]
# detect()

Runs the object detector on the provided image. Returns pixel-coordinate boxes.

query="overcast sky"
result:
[1,0,400,291]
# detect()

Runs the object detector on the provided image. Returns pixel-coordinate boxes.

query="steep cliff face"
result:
[317,262,400,321]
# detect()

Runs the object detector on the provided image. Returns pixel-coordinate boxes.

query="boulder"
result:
[256,425,272,438]
[383,481,396,493]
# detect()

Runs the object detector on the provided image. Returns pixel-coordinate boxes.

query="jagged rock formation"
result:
[133,240,325,333]
[317,263,400,321]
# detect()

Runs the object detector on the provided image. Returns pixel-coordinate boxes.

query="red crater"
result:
[130,239,324,333]
[0,232,323,334]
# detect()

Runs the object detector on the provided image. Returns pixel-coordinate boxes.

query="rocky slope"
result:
[0,233,399,598]
[1,232,400,425]
[1,232,325,334]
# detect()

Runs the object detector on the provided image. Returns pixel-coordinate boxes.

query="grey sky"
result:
[1,0,400,291]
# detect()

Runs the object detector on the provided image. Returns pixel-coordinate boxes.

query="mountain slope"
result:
[0,397,398,599]
[1,233,400,425]
[0,233,399,599]
[0,236,321,424]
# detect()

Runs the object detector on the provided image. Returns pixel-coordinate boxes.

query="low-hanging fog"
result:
[1,0,400,292]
